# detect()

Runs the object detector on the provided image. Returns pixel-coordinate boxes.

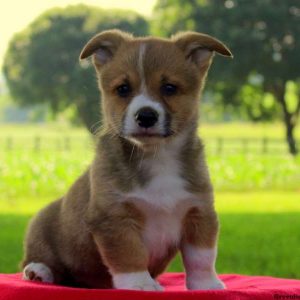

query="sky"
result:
[0,0,156,68]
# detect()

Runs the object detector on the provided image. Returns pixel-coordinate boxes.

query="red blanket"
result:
[0,273,300,300]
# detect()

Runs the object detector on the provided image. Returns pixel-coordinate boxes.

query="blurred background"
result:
[0,0,299,278]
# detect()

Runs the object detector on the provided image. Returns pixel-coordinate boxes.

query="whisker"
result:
[139,149,145,170]
[153,145,158,160]
[129,144,136,162]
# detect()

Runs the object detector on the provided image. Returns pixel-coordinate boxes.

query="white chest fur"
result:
[127,144,192,210]
[123,136,198,266]
[142,205,182,266]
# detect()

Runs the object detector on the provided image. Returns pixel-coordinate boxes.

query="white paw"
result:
[23,262,54,283]
[187,275,226,290]
[113,271,163,291]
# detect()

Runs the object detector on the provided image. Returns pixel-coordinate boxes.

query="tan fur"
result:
[182,203,219,249]
[22,29,232,288]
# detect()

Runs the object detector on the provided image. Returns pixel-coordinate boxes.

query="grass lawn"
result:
[1,191,299,279]
[168,191,300,279]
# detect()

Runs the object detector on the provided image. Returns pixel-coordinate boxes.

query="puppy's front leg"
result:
[181,202,225,290]
[87,202,162,291]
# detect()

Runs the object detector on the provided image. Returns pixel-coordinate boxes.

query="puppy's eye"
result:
[161,84,177,96]
[116,84,131,98]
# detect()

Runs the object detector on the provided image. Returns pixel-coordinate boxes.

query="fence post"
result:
[262,137,268,154]
[34,136,41,152]
[64,137,70,151]
[6,137,13,151]
[56,138,62,151]
[217,137,223,155]
[242,138,248,154]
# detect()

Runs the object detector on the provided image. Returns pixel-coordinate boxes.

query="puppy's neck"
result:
[95,120,201,193]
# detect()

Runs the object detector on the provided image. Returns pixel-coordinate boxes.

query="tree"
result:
[152,0,300,155]
[3,5,148,132]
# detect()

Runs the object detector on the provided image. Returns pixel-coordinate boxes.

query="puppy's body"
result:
[23,30,232,290]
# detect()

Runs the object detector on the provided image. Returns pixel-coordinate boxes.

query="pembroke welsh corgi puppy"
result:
[22,29,232,291]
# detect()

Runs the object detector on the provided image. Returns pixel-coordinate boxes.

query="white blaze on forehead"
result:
[122,43,166,137]
[138,43,147,91]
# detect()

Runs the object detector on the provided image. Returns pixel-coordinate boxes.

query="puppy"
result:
[22,29,232,291]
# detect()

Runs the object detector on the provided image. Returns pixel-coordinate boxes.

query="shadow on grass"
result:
[0,214,31,273]
[169,212,300,279]
[0,213,299,278]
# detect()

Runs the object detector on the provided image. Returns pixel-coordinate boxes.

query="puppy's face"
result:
[80,30,232,145]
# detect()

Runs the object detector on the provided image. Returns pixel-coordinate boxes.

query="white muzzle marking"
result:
[123,94,166,137]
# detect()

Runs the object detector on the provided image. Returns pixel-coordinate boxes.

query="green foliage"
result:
[3,5,149,131]
[152,0,300,83]
[238,83,278,121]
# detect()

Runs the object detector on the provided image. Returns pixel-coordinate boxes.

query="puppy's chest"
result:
[124,150,196,263]
[142,207,182,266]
[127,149,192,208]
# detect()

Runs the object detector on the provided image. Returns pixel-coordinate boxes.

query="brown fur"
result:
[22,29,232,288]
[182,204,219,249]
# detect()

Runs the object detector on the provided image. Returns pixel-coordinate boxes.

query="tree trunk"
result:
[275,83,298,156]
[286,121,297,155]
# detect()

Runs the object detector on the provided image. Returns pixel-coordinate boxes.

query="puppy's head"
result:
[80,29,232,145]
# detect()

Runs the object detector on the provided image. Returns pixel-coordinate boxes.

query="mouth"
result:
[128,129,173,141]
[131,128,165,138]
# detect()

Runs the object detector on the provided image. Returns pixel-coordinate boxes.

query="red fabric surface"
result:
[0,273,300,300]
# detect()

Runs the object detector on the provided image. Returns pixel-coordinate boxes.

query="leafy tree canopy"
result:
[3,4,149,131]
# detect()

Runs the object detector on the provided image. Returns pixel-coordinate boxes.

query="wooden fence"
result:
[1,136,298,155]
[204,137,298,155]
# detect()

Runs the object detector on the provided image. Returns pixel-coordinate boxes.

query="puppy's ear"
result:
[80,29,133,67]
[172,31,232,70]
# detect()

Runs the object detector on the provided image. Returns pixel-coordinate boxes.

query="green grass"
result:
[1,192,299,278]
[0,214,30,272]
[169,198,300,279]
[0,123,299,279]
[168,192,300,279]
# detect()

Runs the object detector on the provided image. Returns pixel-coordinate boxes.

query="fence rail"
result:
[204,137,298,155]
[0,136,299,155]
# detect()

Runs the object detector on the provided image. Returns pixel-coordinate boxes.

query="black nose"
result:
[135,107,159,128]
